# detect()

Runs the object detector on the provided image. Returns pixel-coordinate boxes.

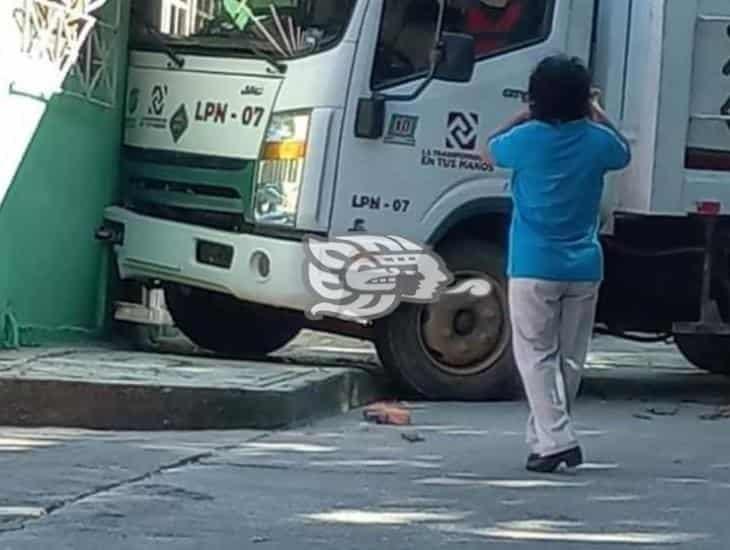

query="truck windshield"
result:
[130,0,357,59]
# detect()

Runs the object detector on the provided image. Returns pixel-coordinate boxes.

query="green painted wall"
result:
[0,2,130,347]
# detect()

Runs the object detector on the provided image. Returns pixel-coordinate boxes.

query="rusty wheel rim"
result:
[417,271,509,376]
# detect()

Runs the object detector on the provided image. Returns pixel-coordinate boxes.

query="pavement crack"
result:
[206,461,294,471]
[0,432,273,536]
[1,350,77,374]
[46,433,273,514]
[199,461,414,477]
[44,452,211,515]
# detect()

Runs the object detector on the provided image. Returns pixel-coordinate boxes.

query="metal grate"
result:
[13,0,101,82]
[10,0,122,107]
[64,0,122,108]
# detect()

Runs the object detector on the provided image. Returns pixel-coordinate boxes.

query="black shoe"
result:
[526,447,583,473]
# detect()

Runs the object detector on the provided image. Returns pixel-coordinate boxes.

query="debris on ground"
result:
[401,431,426,443]
[632,413,653,421]
[699,405,730,421]
[646,406,679,416]
[363,402,412,426]
[251,536,270,544]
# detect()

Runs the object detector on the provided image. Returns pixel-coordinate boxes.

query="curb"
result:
[0,368,389,431]
[581,368,730,403]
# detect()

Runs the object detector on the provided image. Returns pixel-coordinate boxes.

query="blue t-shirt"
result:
[488,119,631,282]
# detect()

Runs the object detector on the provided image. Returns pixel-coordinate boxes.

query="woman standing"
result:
[484,56,632,473]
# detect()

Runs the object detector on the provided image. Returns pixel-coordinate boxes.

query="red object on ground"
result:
[363,402,412,426]
[465,1,527,57]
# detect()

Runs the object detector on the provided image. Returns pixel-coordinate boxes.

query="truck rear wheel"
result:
[165,285,302,357]
[675,334,730,375]
[374,239,521,401]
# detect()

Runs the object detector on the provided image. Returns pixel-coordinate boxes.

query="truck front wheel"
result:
[374,239,521,401]
[165,285,302,357]
[675,334,730,375]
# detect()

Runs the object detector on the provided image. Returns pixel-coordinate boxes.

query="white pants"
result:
[508,278,600,456]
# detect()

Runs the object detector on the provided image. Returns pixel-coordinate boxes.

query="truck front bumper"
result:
[102,206,317,313]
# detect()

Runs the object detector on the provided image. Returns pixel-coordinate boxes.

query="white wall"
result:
[0,1,67,209]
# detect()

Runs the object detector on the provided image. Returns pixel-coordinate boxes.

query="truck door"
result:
[332,0,596,240]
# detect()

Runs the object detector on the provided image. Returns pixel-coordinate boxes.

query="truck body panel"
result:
[607,0,730,216]
[331,0,594,242]
[124,65,282,159]
[105,205,319,311]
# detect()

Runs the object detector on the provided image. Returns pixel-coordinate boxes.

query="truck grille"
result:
[128,179,248,232]
[137,179,241,199]
[131,201,248,233]
[130,179,241,200]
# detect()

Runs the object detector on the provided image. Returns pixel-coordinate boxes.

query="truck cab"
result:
[102,0,730,400]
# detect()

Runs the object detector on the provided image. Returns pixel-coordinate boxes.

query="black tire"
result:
[675,333,730,375]
[165,285,302,357]
[374,238,521,401]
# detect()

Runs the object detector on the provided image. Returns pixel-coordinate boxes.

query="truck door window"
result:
[459,0,553,59]
[371,0,554,90]
[372,0,440,89]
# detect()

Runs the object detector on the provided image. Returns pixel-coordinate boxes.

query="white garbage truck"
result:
[98,0,730,400]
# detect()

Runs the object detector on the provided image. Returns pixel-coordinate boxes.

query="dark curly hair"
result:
[528,55,592,123]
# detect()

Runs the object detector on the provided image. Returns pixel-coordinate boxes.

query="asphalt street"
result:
[0,337,729,549]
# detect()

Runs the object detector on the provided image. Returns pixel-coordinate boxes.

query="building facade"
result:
[0,0,131,346]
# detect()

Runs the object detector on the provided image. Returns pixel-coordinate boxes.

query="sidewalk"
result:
[0,339,387,430]
[0,333,726,431]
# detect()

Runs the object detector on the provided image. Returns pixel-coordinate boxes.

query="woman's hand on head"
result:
[516,105,533,123]
[590,101,607,123]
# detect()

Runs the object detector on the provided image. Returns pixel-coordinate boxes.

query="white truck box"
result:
[596,0,730,216]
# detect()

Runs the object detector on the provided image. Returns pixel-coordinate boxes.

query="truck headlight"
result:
[254,111,311,227]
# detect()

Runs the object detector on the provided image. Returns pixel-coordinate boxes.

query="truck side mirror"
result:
[434,32,475,83]
[355,96,386,139]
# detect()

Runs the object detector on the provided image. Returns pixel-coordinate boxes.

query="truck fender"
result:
[425,196,512,247]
